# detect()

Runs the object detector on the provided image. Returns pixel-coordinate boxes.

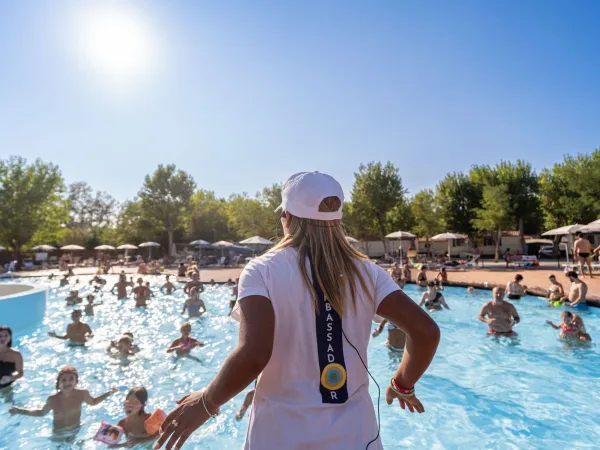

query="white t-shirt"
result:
[231,247,400,450]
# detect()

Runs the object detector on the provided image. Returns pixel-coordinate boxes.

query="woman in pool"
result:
[435,268,448,285]
[110,387,158,448]
[65,290,82,306]
[48,310,93,345]
[546,274,564,306]
[372,318,406,352]
[546,311,577,339]
[506,274,526,300]
[572,314,592,342]
[419,282,450,312]
[181,287,206,317]
[9,366,117,431]
[416,266,428,288]
[0,326,23,390]
[155,171,439,450]
[167,323,204,355]
[84,294,101,315]
[132,278,150,307]
[402,263,412,282]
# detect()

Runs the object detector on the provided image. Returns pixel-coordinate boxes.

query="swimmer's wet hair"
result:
[56,366,79,390]
[0,325,13,347]
[561,311,573,319]
[126,386,148,414]
[181,322,192,331]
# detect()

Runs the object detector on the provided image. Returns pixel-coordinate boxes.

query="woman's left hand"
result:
[154,390,212,449]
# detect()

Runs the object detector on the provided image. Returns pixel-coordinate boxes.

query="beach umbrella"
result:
[31,245,56,251]
[345,236,360,244]
[190,240,211,246]
[213,240,233,257]
[541,225,584,236]
[431,233,466,258]
[117,244,138,258]
[139,242,161,260]
[239,236,272,246]
[385,231,416,239]
[94,245,116,251]
[61,245,85,251]
[579,223,600,233]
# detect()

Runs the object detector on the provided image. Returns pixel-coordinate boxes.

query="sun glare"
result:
[72,4,159,91]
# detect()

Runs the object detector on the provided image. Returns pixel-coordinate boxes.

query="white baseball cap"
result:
[277,171,344,221]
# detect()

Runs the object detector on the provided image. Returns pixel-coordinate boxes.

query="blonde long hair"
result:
[273,197,373,316]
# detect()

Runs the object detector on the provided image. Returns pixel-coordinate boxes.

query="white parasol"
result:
[61,245,85,251]
[139,242,160,260]
[431,233,466,258]
[31,245,56,251]
[94,245,116,251]
[541,225,584,236]
[239,236,272,245]
[385,231,416,239]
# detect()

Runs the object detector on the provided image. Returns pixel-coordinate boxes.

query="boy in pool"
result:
[65,290,82,306]
[9,366,117,431]
[107,335,136,358]
[109,332,141,354]
[167,323,204,355]
[48,310,93,345]
[478,287,520,337]
[160,275,176,295]
[181,287,206,317]
[546,311,578,339]
[110,387,158,447]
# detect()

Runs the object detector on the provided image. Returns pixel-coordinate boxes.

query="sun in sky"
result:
[70,3,162,93]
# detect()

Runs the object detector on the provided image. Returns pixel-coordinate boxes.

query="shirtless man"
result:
[183,272,204,295]
[111,273,134,299]
[478,287,520,337]
[48,310,93,345]
[563,271,588,310]
[65,290,82,306]
[573,232,593,278]
[161,274,176,295]
[419,282,450,312]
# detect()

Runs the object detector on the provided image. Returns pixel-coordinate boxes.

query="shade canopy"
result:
[579,222,600,233]
[213,241,234,247]
[385,231,416,239]
[31,245,56,251]
[542,225,584,236]
[61,245,85,251]
[117,244,138,250]
[190,240,211,246]
[0,246,6,251]
[139,242,161,248]
[345,236,360,244]
[588,219,600,225]
[431,233,466,241]
[239,236,272,245]
[95,245,116,251]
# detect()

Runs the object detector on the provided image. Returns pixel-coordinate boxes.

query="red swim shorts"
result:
[488,329,518,337]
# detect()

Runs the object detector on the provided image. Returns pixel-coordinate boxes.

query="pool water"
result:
[1,277,599,449]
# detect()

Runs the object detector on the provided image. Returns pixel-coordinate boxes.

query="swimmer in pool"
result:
[167,323,204,355]
[562,271,588,309]
[111,387,158,447]
[506,274,526,300]
[229,278,239,316]
[419,282,450,312]
[182,287,206,317]
[416,266,428,288]
[467,286,475,294]
[161,275,176,295]
[111,274,134,299]
[402,263,411,282]
[388,264,402,282]
[48,310,93,345]
[65,290,82,306]
[546,274,564,305]
[84,294,101,315]
[145,282,155,298]
[108,332,141,354]
[107,335,136,358]
[132,278,149,307]
[90,273,107,292]
[177,263,187,278]
[60,274,70,287]
[0,326,23,390]
[546,311,578,339]
[235,389,256,420]
[183,272,204,295]
[372,319,406,352]
[9,366,117,431]
[478,287,520,337]
[571,314,592,342]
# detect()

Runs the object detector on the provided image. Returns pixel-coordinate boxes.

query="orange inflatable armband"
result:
[144,409,167,435]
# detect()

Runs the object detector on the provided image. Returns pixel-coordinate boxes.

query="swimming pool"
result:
[1,276,599,449]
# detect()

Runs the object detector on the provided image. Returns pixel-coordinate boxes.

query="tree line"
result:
[1,149,600,261]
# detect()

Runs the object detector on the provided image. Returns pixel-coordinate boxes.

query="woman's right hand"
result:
[385,385,424,413]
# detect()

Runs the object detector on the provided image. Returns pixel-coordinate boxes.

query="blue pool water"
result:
[1,276,599,449]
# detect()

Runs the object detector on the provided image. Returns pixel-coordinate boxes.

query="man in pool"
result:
[111,273,134,299]
[562,271,588,309]
[161,274,176,295]
[183,272,204,295]
[573,231,593,278]
[65,290,82,306]
[48,310,93,345]
[478,286,520,337]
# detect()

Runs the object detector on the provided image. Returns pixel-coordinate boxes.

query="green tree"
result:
[256,184,283,240]
[186,190,231,242]
[435,172,481,236]
[114,200,161,245]
[472,184,513,261]
[138,165,196,255]
[226,194,274,240]
[410,189,443,256]
[0,156,67,262]
[351,162,407,255]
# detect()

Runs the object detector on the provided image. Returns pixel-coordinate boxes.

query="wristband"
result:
[202,392,219,418]
[390,378,415,397]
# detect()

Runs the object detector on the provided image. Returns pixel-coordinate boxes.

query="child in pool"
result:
[167,323,204,355]
[181,287,206,317]
[571,314,592,342]
[109,332,141,354]
[9,366,117,431]
[546,311,578,339]
[48,310,93,345]
[107,335,136,357]
[65,290,82,306]
[109,387,158,448]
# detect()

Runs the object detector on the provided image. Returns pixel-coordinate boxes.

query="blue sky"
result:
[1,0,599,202]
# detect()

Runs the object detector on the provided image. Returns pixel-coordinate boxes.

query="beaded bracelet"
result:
[390,378,415,397]
[202,392,220,418]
